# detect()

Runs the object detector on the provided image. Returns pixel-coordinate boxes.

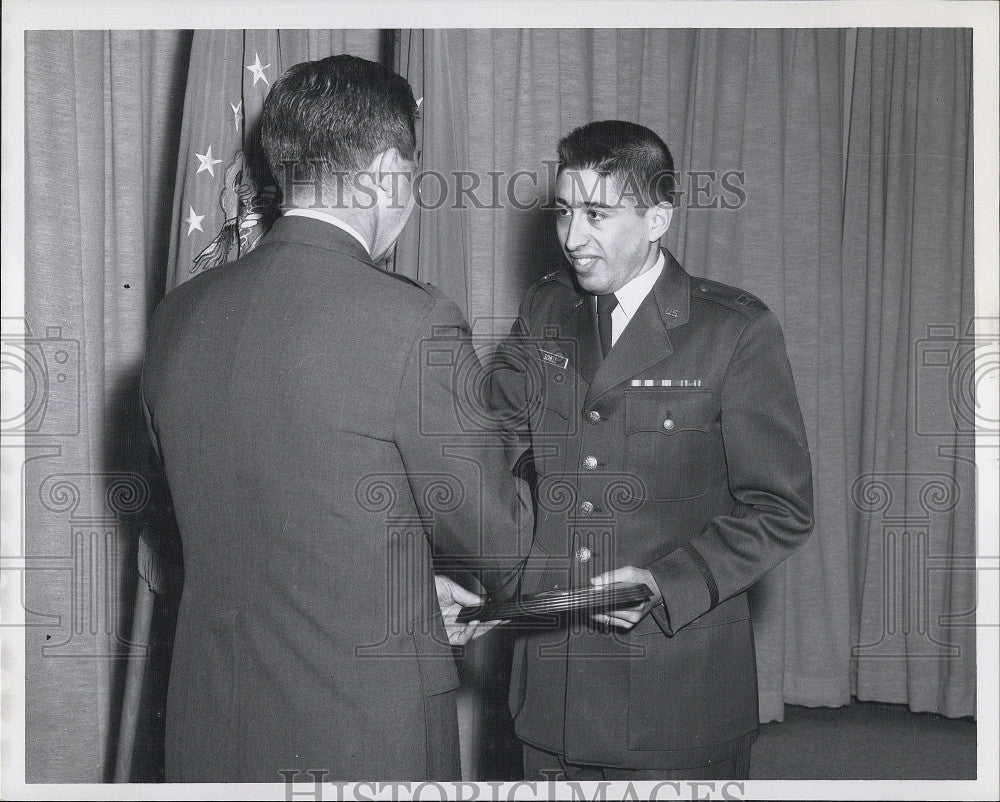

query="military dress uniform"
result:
[143,215,529,781]
[489,250,814,774]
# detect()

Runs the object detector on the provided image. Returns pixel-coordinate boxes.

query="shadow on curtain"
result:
[23,30,192,782]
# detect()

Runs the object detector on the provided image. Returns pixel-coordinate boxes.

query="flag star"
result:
[195,145,222,177]
[231,101,243,130]
[184,206,205,235]
[246,52,271,86]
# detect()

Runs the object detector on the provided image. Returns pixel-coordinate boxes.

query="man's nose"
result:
[563,212,587,251]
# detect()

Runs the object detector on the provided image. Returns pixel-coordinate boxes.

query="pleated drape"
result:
[23,30,192,781]
[843,28,975,719]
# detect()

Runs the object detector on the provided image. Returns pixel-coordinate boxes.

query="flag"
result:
[165,31,381,292]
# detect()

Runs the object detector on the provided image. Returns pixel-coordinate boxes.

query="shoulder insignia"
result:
[380,268,445,298]
[420,281,448,301]
[691,276,769,318]
[535,267,574,290]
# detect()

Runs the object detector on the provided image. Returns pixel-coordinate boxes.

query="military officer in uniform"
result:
[142,55,528,781]
[488,120,814,780]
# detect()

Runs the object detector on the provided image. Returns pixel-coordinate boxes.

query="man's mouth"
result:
[570,255,599,270]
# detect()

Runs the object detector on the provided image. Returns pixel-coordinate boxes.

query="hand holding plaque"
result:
[455,581,654,625]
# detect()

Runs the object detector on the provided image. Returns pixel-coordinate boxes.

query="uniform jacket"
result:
[489,250,814,770]
[141,216,529,781]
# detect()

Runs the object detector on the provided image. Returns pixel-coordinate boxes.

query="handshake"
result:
[434,569,662,645]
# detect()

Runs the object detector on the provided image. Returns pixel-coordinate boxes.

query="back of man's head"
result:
[260,54,417,186]
[557,120,676,208]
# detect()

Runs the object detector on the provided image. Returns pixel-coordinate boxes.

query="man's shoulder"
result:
[151,250,452,341]
[535,267,575,290]
[371,271,469,337]
[380,269,449,303]
[688,275,770,321]
[525,267,579,306]
[150,259,233,321]
[507,268,579,325]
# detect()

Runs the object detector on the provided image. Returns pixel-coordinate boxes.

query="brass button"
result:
[663,418,675,431]
[575,546,592,563]
[587,410,601,424]
[583,455,598,470]
[579,501,594,516]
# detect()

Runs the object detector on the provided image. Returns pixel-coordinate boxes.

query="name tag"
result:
[540,349,569,370]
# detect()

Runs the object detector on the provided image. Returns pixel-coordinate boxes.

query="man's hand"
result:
[589,566,662,630]
[434,574,500,645]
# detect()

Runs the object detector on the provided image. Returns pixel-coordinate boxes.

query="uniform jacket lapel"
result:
[584,250,691,407]
[560,293,602,387]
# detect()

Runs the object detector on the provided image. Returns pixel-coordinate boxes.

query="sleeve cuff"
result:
[647,542,717,636]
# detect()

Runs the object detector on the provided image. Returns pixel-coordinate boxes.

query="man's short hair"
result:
[557,120,676,208]
[260,54,417,184]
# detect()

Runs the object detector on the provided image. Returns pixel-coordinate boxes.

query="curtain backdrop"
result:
[23,30,192,782]
[21,27,976,783]
[842,28,976,718]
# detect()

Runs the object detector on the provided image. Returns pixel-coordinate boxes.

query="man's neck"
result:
[609,245,662,296]
[635,245,662,279]
[283,203,375,255]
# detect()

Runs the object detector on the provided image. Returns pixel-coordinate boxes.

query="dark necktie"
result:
[596,293,618,358]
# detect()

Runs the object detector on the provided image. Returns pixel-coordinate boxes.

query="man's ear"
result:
[372,147,405,194]
[646,201,673,241]
[356,148,401,197]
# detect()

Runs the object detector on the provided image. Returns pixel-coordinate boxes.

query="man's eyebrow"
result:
[554,195,616,210]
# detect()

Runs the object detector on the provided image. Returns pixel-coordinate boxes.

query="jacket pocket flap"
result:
[625,388,714,435]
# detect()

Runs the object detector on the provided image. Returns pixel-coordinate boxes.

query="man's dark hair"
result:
[557,120,676,207]
[260,54,417,183]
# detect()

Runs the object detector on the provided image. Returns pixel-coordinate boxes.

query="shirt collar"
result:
[283,209,370,255]
[614,251,665,320]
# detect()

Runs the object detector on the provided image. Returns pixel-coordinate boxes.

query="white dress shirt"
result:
[283,208,370,255]
[606,251,665,347]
